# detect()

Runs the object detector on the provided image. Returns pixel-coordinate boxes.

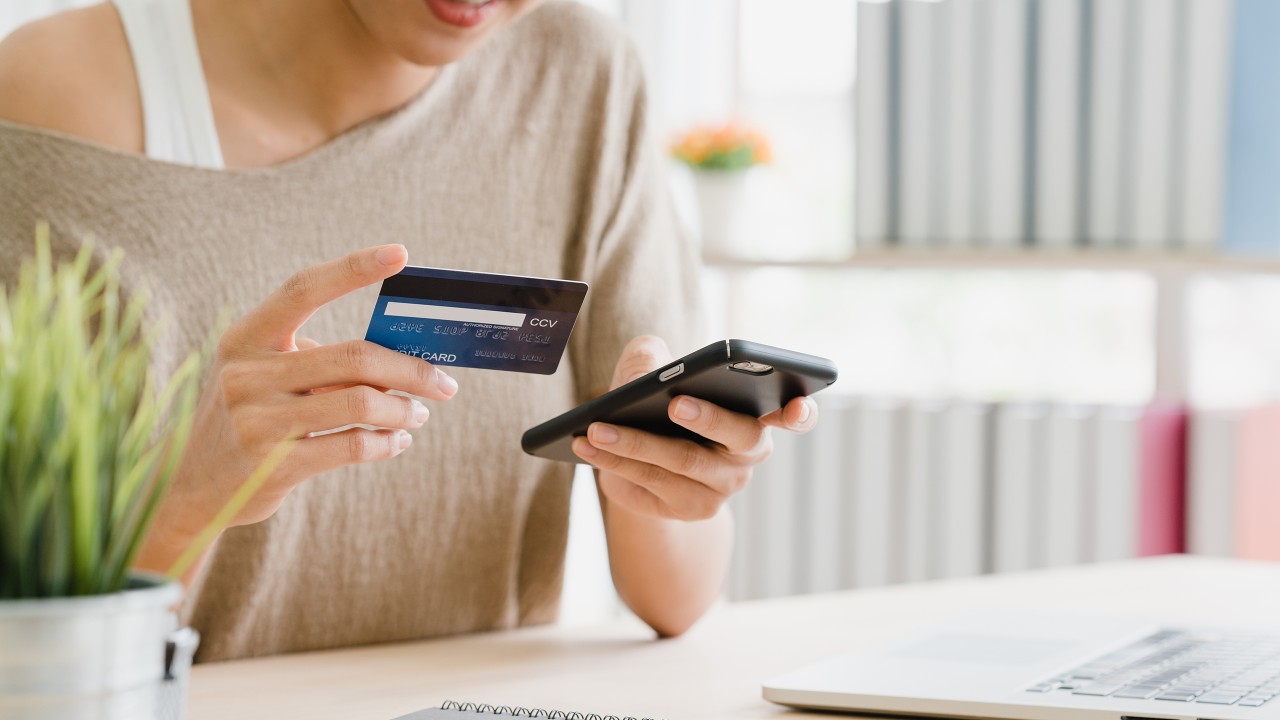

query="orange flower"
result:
[670,121,772,170]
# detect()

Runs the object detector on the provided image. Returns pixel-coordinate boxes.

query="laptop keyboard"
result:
[1027,629,1280,708]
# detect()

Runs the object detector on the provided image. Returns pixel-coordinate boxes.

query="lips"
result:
[423,0,502,28]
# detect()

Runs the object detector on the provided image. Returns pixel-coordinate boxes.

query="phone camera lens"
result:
[729,361,774,375]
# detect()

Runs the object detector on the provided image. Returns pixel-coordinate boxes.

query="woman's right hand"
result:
[136,244,457,576]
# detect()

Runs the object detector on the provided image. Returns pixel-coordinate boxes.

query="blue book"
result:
[1223,0,1280,255]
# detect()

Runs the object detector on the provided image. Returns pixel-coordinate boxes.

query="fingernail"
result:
[591,424,619,445]
[796,399,813,425]
[411,400,429,425]
[376,244,406,266]
[674,397,700,422]
[395,430,413,451]
[574,437,598,458]
[436,368,459,397]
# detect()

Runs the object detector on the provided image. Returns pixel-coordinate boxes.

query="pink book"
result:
[1138,403,1188,556]
[1234,406,1280,560]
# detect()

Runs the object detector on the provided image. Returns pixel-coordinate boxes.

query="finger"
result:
[668,396,773,457]
[284,386,429,435]
[235,245,408,351]
[578,422,752,495]
[572,438,725,521]
[594,471,669,518]
[295,337,322,351]
[274,340,458,401]
[760,396,819,434]
[609,335,674,390]
[292,427,413,477]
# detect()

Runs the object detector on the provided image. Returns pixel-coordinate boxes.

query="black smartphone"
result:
[521,339,839,463]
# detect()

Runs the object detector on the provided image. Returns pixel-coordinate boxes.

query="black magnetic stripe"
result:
[378,275,587,313]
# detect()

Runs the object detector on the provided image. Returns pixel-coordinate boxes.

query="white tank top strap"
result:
[112,0,224,169]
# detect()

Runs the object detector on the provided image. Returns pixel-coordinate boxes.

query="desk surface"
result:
[189,556,1280,720]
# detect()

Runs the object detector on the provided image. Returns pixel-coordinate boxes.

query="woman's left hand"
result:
[573,335,818,521]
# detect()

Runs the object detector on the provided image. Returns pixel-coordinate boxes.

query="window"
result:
[734,0,856,260]
[641,2,1158,406]
[705,268,1155,404]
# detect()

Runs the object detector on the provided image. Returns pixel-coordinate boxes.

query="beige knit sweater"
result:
[0,2,701,661]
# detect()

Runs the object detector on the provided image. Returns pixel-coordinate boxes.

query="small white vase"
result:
[691,169,751,259]
[0,574,196,720]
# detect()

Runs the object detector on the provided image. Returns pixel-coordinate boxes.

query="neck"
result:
[192,0,438,143]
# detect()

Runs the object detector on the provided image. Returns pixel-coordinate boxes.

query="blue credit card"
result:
[364,266,588,375]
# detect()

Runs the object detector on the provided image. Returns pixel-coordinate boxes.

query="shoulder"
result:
[0,3,141,152]
[519,2,633,52]
[507,1,644,79]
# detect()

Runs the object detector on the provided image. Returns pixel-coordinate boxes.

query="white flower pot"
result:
[0,575,196,720]
[692,169,751,259]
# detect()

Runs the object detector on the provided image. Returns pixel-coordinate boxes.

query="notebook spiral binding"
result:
[441,700,660,720]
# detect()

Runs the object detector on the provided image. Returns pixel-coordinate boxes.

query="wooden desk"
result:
[189,556,1280,720]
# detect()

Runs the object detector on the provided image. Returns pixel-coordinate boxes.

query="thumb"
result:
[610,335,674,390]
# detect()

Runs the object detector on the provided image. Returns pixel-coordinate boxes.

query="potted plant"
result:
[670,121,773,258]
[0,227,204,720]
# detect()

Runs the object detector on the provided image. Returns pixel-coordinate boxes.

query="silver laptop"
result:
[765,612,1280,719]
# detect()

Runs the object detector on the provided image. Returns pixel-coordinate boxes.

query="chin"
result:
[366,0,541,67]
[394,36,489,67]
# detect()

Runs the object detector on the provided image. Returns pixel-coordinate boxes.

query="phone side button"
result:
[659,363,685,382]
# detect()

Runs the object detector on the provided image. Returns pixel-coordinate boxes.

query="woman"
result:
[0,0,817,661]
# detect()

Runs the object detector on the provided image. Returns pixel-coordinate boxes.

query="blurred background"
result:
[4,0,1279,624]
[565,0,1280,623]
[562,0,1280,624]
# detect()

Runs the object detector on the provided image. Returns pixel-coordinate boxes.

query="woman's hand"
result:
[573,335,818,522]
[140,245,458,571]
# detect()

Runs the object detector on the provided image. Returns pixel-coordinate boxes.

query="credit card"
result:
[364,266,588,375]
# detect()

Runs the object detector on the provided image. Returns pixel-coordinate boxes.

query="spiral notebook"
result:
[395,701,663,720]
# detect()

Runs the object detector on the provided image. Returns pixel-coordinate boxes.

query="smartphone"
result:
[521,339,839,463]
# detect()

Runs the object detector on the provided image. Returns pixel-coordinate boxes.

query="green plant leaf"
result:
[0,226,208,598]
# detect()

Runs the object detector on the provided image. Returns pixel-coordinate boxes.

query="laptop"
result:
[764,612,1280,719]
